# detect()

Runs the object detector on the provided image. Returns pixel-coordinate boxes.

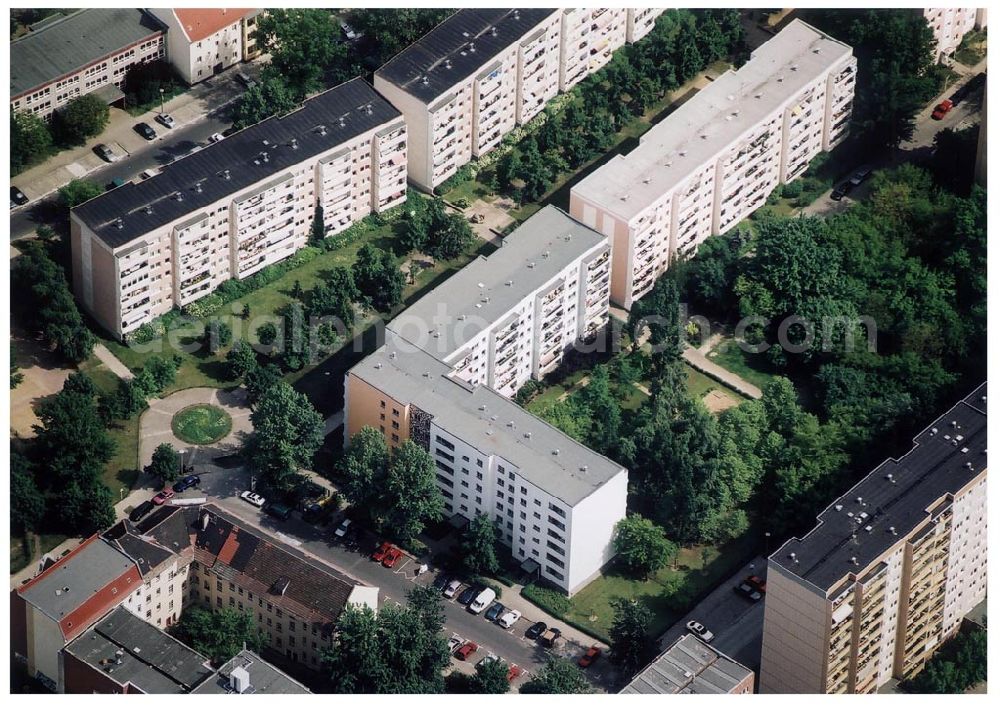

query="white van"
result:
[468,587,496,614]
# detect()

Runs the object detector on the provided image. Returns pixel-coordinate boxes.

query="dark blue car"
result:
[172,475,202,493]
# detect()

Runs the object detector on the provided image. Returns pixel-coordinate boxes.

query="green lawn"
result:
[172,404,232,445]
[684,364,742,407]
[955,29,987,67]
[77,356,142,497]
[706,339,779,393]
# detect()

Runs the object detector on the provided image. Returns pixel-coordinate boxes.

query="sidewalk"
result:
[12,62,257,201]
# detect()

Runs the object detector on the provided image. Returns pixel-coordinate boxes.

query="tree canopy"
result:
[244,382,325,489]
[173,607,263,665]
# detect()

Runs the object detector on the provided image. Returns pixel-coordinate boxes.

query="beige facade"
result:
[148,8,260,85]
[558,8,628,92]
[760,384,987,694]
[570,19,856,309]
[923,8,979,61]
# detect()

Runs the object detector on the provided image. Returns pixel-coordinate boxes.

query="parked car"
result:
[746,575,767,593]
[381,545,403,568]
[333,518,352,539]
[10,186,29,207]
[507,664,523,682]
[129,500,155,522]
[432,572,451,591]
[454,642,478,661]
[372,541,392,562]
[236,72,256,89]
[480,652,500,666]
[444,580,463,599]
[155,113,176,129]
[830,181,853,201]
[152,489,175,505]
[539,627,562,648]
[447,635,465,653]
[106,177,126,191]
[457,584,483,606]
[686,620,715,643]
[172,475,201,493]
[265,502,293,521]
[497,609,521,629]
[849,165,874,187]
[340,21,360,41]
[734,581,762,602]
[94,143,119,162]
[526,621,547,640]
[208,132,225,143]
[139,168,158,180]
[240,490,266,508]
[578,645,602,668]
[469,587,496,614]
[932,99,954,120]
[135,122,157,140]
[484,602,506,622]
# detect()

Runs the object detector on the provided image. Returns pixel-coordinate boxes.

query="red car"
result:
[746,575,767,594]
[381,546,403,568]
[371,541,392,562]
[932,99,953,120]
[152,489,175,505]
[507,664,523,682]
[455,642,479,661]
[578,646,601,668]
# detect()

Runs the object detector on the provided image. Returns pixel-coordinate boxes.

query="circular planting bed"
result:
[171,404,233,445]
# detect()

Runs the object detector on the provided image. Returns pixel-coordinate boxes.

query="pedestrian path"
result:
[93,343,134,380]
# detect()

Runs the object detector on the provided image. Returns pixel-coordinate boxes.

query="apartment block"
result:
[375,9,562,191]
[344,334,627,595]
[558,8,628,91]
[193,649,312,694]
[148,8,261,85]
[10,9,166,121]
[626,8,666,44]
[922,8,980,61]
[621,634,754,694]
[759,383,987,694]
[70,79,406,339]
[570,19,856,309]
[387,206,610,399]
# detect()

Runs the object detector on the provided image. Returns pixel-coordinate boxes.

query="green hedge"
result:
[520,584,570,616]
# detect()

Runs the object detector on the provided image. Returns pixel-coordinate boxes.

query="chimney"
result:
[230,665,251,693]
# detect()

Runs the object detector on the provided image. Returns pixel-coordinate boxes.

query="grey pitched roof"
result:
[72,78,401,249]
[772,382,987,592]
[620,634,753,694]
[11,9,165,97]
[350,333,626,506]
[376,8,558,104]
[388,205,608,360]
[193,650,311,694]
[64,606,214,693]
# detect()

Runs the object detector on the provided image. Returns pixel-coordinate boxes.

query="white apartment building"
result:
[387,206,611,399]
[922,8,983,61]
[760,384,987,694]
[147,8,261,85]
[70,79,406,339]
[344,335,628,595]
[558,8,628,91]
[626,8,665,44]
[10,9,165,121]
[569,19,856,309]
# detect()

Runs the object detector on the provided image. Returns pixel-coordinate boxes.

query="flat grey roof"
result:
[621,634,753,694]
[193,650,311,694]
[72,78,400,249]
[65,607,213,693]
[772,382,987,593]
[11,9,164,97]
[18,538,136,622]
[376,9,557,104]
[572,19,853,221]
[350,333,625,506]
[388,205,607,360]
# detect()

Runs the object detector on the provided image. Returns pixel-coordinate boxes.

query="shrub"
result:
[521,584,571,617]
[781,180,804,198]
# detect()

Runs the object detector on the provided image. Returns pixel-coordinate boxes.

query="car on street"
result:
[734,581,762,602]
[135,122,157,140]
[172,475,201,493]
[265,502,293,521]
[139,168,158,180]
[333,518,352,539]
[578,646,601,668]
[746,575,767,593]
[94,143,120,162]
[340,21,361,40]
[540,627,562,647]
[497,609,522,629]
[156,113,176,129]
[432,572,451,591]
[686,620,715,643]
[507,665,523,682]
[849,165,874,188]
[236,72,256,89]
[208,132,225,143]
[444,579,463,599]
[106,177,126,191]
[240,490,266,508]
[526,621,547,640]
[830,181,853,201]
[447,635,465,653]
[152,489,175,505]
[457,584,483,606]
[381,545,403,568]
[932,99,954,120]
[454,642,478,661]
[129,500,155,523]
[11,186,29,208]
[372,541,392,562]
[484,602,506,622]
[469,587,496,614]
[480,653,500,666]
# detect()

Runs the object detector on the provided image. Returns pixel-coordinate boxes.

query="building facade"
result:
[569,19,856,309]
[759,383,987,694]
[70,79,406,339]
[10,9,166,121]
[558,8,628,91]
[148,8,261,85]
[922,8,980,61]
[621,634,755,694]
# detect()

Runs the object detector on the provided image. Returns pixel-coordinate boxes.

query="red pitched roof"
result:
[173,8,254,42]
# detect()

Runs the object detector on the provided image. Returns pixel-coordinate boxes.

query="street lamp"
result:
[159,87,165,115]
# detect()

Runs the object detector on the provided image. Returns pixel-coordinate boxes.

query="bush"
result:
[780,180,803,198]
[521,584,571,616]
[53,94,109,145]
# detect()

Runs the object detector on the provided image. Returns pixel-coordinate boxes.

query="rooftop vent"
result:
[194,182,203,194]
[812,47,821,54]
[491,26,497,36]
[222,169,231,180]
[115,218,124,229]
[931,427,938,434]
[580,465,588,473]
[143,205,153,214]
[834,504,843,511]
[856,496,864,505]
[317,124,328,136]
[262,139,270,147]
[527,261,535,268]
[389,351,396,359]
[864,525,873,533]
[230,666,251,694]
[478,405,487,411]
[505,280,513,286]
[790,64,799,71]
[469,42,476,53]
[552,449,560,456]
[850,556,858,565]
[374,362,382,369]
[643,176,652,184]
[490,415,498,422]
[423,371,431,377]
[524,431,531,439]
[886,473,894,482]
[965,461,974,469]
[421,76,429,85]
[173,192,184,202]
[339,116,346,128]
[789,552,796,560]
[961,447,969,454]
[445,59,452,69]
[290,138,299,150]
[889,526,897,535]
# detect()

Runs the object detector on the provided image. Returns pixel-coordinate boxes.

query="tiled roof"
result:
[172,8,254,42]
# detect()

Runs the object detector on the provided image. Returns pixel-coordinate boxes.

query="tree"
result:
[144,355,180,392]
[613,515,678,576]
[383,441,445,544]
[520,657,593,694]
[461,514,501,577]
[244,363,282,405]
[425,211,475,260]
[61,477,116,534]
[33,375,115,484]
[11,452,44,534]
[609,598,657,678]
[472,658,511,694]
[147,443,181,486]
[255,321,278,347]
[226,340,259,380]
[255,10,352,99]
[204,319,233,352]
[346,9,454,66]
[244,382,324,489]
[11,108,53,174]
[173,607,263,665]
[311,204,326,242]
[53,94,109,145]
[406,584,446,634]
[230,71,298,129]
[352,243,404,311]
[340,426,390,509]
[58,178,104,209]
